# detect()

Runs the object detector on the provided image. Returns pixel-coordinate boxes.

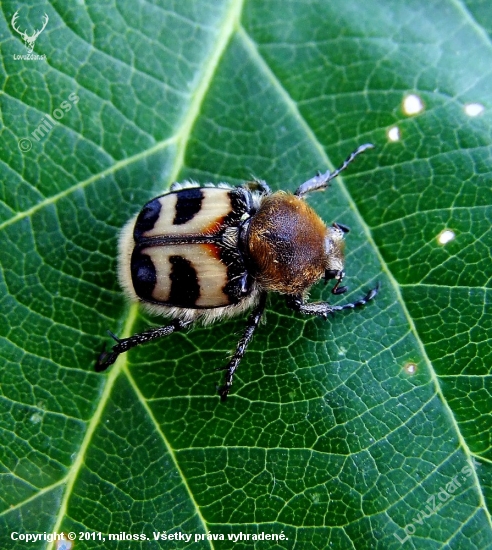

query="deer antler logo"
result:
[11,10,49,54]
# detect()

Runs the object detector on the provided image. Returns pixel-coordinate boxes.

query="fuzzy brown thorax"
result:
[246,192,342,295]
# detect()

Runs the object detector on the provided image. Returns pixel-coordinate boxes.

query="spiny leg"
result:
[286,283,379,319]
[244,178,272,196]
[294,143,374,197]
[217,293,267,401]
[95,319,192,372]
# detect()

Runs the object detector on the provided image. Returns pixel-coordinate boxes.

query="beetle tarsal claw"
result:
[218,385,231,401]
[107,330,121,343]
[95,348,118,372]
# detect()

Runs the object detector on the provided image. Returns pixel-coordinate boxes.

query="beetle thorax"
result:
[246,192,330,294]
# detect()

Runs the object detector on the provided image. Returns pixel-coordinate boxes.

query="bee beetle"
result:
[96,144,379,400]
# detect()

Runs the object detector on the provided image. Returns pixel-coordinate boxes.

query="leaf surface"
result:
[0,0,491,548]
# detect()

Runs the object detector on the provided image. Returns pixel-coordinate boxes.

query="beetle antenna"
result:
[107,330,122,343]
[295,143,374,197]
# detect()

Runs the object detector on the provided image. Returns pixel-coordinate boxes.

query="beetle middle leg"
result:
[95,319,192,372]
[286,284,379,319]
[217,292,267,401]
[244,178,272,196]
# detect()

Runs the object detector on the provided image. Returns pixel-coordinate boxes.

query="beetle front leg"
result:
[95,319,192,372]
[286,284,379,319]
[217,293,267,401]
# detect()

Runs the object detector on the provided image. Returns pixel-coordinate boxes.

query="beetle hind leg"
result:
[95,319,192,372]
[217,293,267,401]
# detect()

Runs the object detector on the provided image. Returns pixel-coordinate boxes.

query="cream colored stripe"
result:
[142,244,230,307]
[142,189,232,237]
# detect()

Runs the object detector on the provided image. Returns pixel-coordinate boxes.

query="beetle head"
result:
[324,223,348,295]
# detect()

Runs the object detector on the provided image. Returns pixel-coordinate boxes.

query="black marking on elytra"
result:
[134,197,162,240]
[222,188,254,227]
[131,250,157,300]
[132,187,256,307]
[169,255,200,307]
[173,188,204,225]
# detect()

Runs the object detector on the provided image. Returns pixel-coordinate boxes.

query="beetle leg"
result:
[294,143,374,197]
[244,178,272,196]
[95,319,192,372]
[286,284,379,319]
[217,292,267,401]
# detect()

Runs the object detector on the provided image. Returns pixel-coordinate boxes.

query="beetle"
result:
[96,144,379,400]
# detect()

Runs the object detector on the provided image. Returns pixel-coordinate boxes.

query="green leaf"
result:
[1,0,491,548]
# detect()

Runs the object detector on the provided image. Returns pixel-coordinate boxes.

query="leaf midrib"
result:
[47,0,246,546]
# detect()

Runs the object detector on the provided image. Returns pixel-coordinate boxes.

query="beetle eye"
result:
[325,269,339,281]
[333,222,350,234]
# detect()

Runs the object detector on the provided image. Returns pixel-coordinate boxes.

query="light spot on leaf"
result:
[387,126,400,141]
[437,229,455,245]
[404,362,417,374]
[464,103,484,117]
[30,412,42,423]
[403,94,424,115]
